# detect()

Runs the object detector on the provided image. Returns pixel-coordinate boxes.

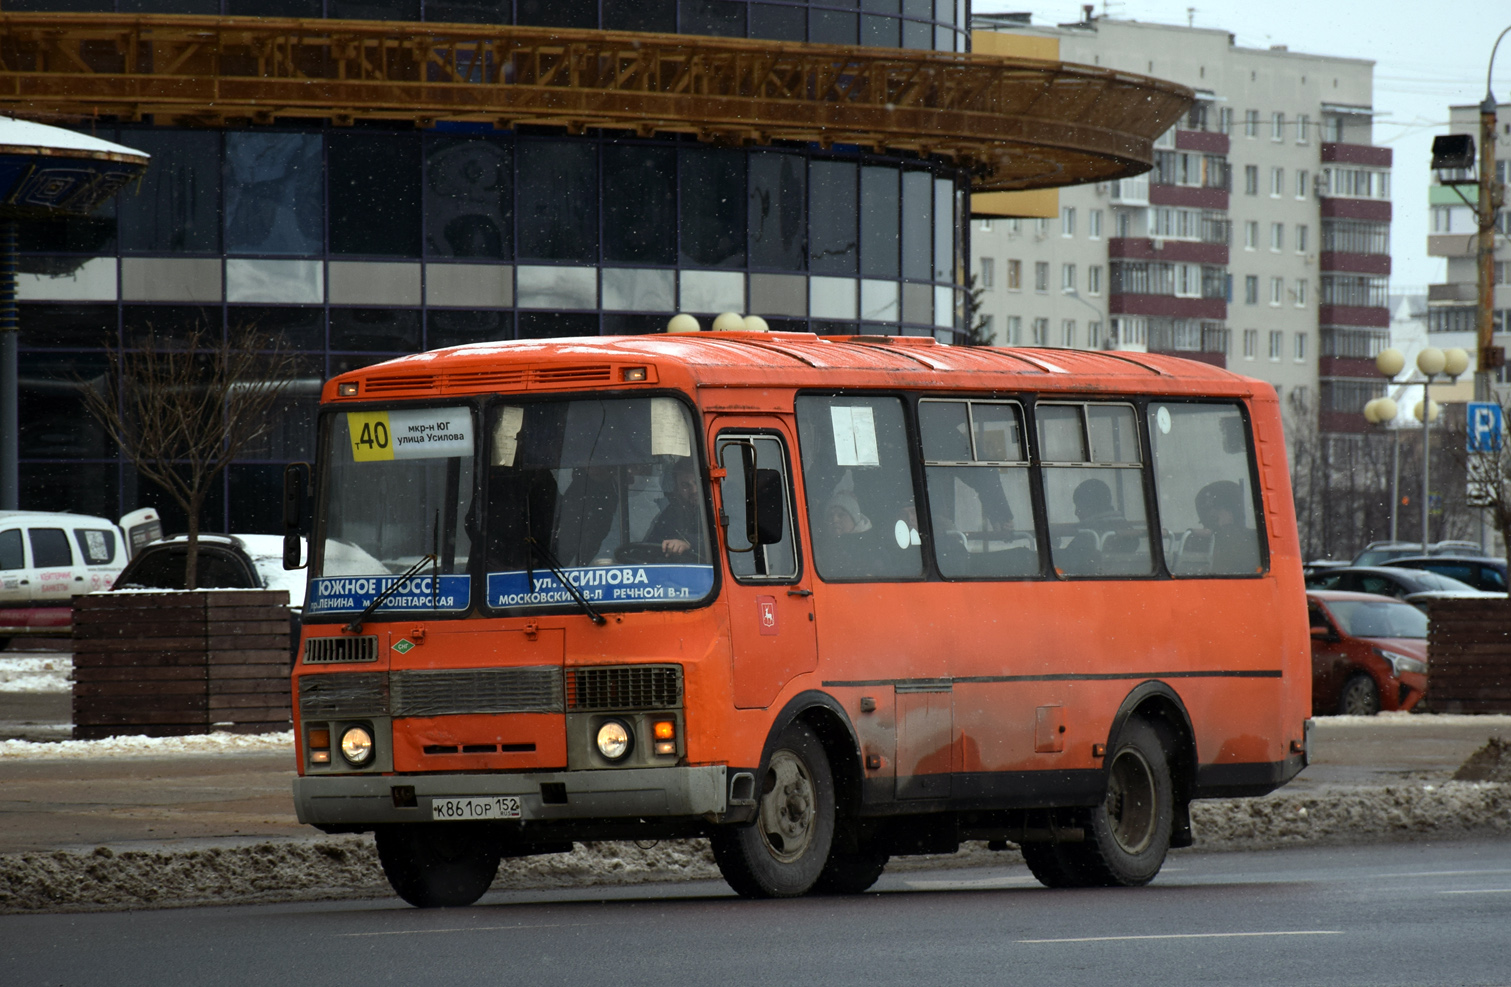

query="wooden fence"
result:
[1425,598,1511,714]
[72,590,292,740]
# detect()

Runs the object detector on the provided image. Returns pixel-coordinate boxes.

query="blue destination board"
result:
[487,565,715,608]
[307,574,472,615]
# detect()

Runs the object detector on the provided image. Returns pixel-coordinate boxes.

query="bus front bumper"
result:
[293,765,733,827]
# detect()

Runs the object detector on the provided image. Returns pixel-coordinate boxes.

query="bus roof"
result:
[326,332,1268,403]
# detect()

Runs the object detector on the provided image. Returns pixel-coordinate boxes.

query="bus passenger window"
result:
[1147,403,1264,576]
[920,399,1038,578]
[795,395,922,581]
[1039,403,1153,578]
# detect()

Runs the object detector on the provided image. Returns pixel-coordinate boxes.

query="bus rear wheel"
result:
[711,721,835,898]
[375,822,502,908]
[812,846,890,895]
[1029,718,1173,889]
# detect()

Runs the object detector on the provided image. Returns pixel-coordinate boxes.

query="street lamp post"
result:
[1362,394,1401,542]
[1373,346,1469,552]
[1479,28,1510,402]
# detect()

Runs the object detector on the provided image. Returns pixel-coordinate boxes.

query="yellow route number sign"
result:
[347,408,473,462]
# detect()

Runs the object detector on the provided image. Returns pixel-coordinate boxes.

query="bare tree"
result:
[80,324,300,589]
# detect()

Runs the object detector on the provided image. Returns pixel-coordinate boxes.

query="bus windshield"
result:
[481,396,715,612]
[310,405,476,616]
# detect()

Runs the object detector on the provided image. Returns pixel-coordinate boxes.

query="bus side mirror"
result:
[753,468,785,546]
[283,463,309,570]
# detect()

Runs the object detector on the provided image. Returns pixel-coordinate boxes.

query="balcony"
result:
[1429,283,1478,303]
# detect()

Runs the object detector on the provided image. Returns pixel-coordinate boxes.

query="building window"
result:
[1006,259,1022,291]
[1061,207,1076,236]
[1269,330,1283,360]
[1088,320,1103,347]
[1296,225,1309,253]
[1245,221,1259,250]
[1035,261,1049,293]
[1062,263,1077,292]
[1245,275,1259,305]
[1008,218,1022,234]
[1270,167,1284,197]
[1062,319,1076,347]
[1006,315,1022,344]
[1296,170,1309,199]
[1089,209,1103,239]
[1245,109,1259,137]
[1116,210,1132,238]
[1297,114,1310,144]
[1432,206,1452,233]
[1294,331,1308,360]
[1325,116,1344,142]
[1272,111,1285,141]
[1035,217,1048,236]
[1244,165,1258,196]
[979,218,994,232]
[1032,317,1049,345]
[1271,223,1284,252]
[980,257,995,289]
[1088,265,1103,295]
[1243,328,1258,359]
[1219,107,1233,135]
[1270,277,1284,306]
[1295,278,1307,307]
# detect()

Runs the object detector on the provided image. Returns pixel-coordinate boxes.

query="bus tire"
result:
[375,823,502,908]
[1337,673,1380,716]
[812,847,889,895]
[1036,718,1172,889]
[710,721,835,898]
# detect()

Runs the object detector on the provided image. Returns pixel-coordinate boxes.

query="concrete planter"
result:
[1424,597,1511,714]
[71,590,291,739]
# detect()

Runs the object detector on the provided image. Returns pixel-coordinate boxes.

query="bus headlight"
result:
[596,720,632,761]
[340,725,375,765]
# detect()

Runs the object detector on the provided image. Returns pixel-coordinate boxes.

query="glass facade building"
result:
[13,1,973,532]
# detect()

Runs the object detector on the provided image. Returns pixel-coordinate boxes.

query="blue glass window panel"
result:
[428,309,514,348]
[934,177,953,282]
[680,0,746,37]
[861,14,900,47]
[901,170,931,279]
[329,132,422,257]
[225,132,323,257]
[679,148,747,268]
[119,129,221,254]
[810,10,858,44]
[227,0,320,12]
[518,0,595,27]
[519,312,600,339]
[604,144,676,266]
[517,141,598,262]
[749,151,806,271]
[901,18,931,49]
[425,137,512,260]
[330,1,421,18]
[227,306,326,352]
[810,160,858,275]
[750,3,805,41]
[606,0,676,31]
[861,166,899,278]
[329,308,422,352]
[426,0,507,22]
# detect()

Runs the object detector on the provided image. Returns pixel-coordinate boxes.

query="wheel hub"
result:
[1105,747,1156,855]
[759,749,815,863]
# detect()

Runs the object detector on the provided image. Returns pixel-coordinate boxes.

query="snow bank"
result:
[0,656,71,694]
[0,731,293,760]
[2,782,1507,914]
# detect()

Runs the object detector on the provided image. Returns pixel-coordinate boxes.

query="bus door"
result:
[713,423,816,709]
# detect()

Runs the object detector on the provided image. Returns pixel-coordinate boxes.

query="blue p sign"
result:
[1467,401,1503,453]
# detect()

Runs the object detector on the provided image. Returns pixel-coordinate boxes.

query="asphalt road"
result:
[4,839,1509,987]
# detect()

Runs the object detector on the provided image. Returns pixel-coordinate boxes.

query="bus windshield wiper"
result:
[344,554,436,634]
[523,498,605,626]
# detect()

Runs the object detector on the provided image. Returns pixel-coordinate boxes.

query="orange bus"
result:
[285,330,1311,906]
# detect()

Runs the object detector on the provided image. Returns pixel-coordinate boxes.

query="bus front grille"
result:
[566,665,682,711]
[390,667,564,717]
[299,672,387,717]
[303,636,379,664]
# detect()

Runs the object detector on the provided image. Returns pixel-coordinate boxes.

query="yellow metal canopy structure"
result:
[0,14,1192,191]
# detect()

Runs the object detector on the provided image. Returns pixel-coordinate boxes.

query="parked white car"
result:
[0,510,146,647]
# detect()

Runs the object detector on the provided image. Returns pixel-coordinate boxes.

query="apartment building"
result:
[1426,101,1511,379]
[970,13,1391,434]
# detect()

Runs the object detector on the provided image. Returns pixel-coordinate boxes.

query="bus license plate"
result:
[431,796,522,821]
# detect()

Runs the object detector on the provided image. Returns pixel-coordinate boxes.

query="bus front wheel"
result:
[711,721,836,898]
[1029,718,1173,889]
[375,823,502,908]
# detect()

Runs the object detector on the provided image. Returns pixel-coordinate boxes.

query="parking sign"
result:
[1467,402,1503,453]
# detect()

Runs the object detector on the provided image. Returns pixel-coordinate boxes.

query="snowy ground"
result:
[0,653,71,694]
[0,730,293,760]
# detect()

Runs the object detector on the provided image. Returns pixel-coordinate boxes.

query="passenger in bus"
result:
[554,466,620,565]
[1058,478,1126,575]
[816,490,876,576]
[1196,480,1260,573]
[645,459,706,562]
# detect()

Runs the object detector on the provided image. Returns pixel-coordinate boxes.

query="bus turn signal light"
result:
[309,727,332,764]
[653,720,675,740]
[337,382,359,396]
[621,367,648,382]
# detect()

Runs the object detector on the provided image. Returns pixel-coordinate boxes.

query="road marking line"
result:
[1377,869,1511,879]
[907,876,1042,890]
[1018,931,1342,944]
[339,922,595,937]
[1439,889,1511,895]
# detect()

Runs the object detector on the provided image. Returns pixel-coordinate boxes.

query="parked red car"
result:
[1308,589,1429,716]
